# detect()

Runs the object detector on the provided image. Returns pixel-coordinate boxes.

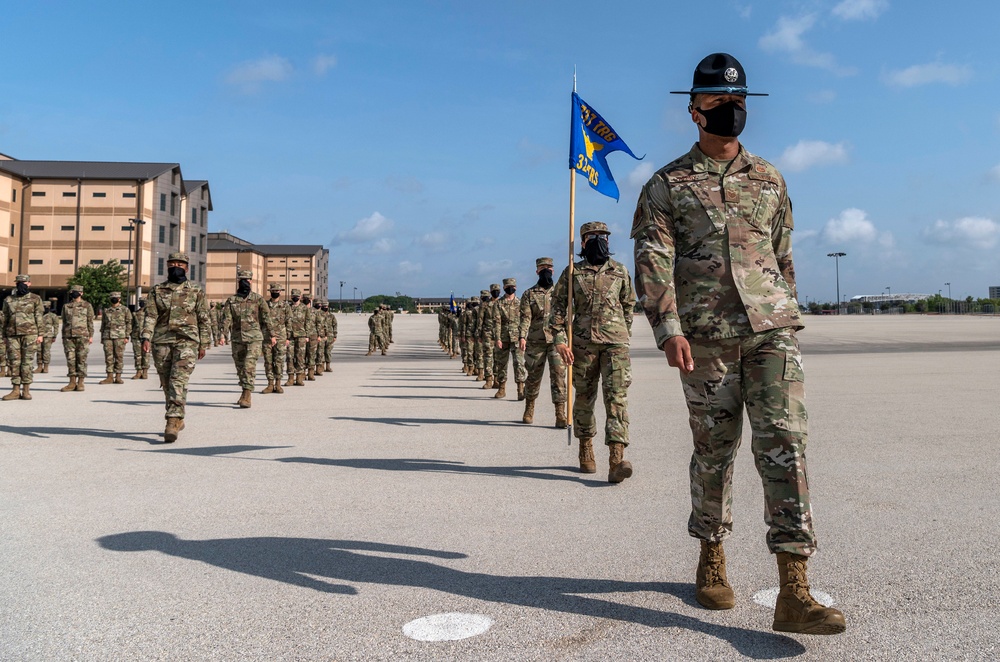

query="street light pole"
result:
[126,217,145,307]
[353,286,357,312]
[339,280,346,312]
[827,252,846,314]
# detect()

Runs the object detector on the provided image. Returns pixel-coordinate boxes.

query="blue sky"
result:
[2,0,998,302]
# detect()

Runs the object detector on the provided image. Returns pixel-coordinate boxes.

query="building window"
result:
[190,264,196,280]
[121,259,132,266]
[199,235,205,253]
[158,226,165,243]
[30,225,44,231]
[170,193,177,216]
[92,225,105,231]
[157,258,164,276]
[169,224,177,245]
[29,259,43,265]
[63,191,77,197]
[191,237,196,252]
[160,193,166,211]
[200,208,206,224]
[59,259,73,265]
[121,225,132,231]
[93,192,106,198]
[123,192,136,199]
[61,225,74,231]
[11,189,15,202]
[192,209,197,224]
[90,259,104,265]
[32,191,46,197]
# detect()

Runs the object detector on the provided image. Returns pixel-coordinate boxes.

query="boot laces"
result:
[702,547,728,587]
[786,560,816,604]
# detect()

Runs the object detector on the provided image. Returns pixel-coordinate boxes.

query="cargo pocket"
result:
[782,349,808,433]
[609,352,632,390]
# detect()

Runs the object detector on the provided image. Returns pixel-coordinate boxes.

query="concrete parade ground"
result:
[1,314,998,661]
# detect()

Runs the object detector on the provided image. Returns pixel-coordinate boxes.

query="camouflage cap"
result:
[321,301,330,308]
[167,252,190,264]
[480,289,490,297]
[70,284,84,293]
[290,288,302,296]
[268,283,284,291]
[109,291,121,298]
[503,278,516,288]
[43,301,51,309]
[468,297,478,303]
[580,221,610,238]
[490,283,501,291]
[237,269,252,279]
[535,257,554,269]
[15,274,29,283]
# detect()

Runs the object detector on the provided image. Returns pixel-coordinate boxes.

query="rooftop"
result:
[0,160,179,181]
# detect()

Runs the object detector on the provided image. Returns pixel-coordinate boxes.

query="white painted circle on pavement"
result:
[752,587,835,609]
[402,613,494,642]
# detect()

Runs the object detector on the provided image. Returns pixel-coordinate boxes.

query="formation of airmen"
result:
[366,304,394,355]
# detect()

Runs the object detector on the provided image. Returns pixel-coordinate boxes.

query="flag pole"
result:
[566,68,577,446]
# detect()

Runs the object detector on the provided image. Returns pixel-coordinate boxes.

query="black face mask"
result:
[69,290,81,300]
[291,296,300,303]
[581,235,611,265]
[139,301,146,309]
[16,282,29,296]
[697,101,747,138]
[537,269,554,289]
[481,296,490,302]
[236,279,251,297]
[270,292,280,299]
[491,290,500,299]
[313,303,321,309]
[504,287,516,295]
[167,266,187,284]
[110,298,120,305]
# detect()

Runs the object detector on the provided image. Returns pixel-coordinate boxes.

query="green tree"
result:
[362,294,416,312]
[66,259,126,313]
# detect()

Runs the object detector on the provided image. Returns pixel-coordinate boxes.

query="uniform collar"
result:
[688,142,753,175]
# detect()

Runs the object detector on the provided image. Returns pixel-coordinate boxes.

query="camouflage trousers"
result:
[231,341,262,390]
[0,339,7,370]
[472,339,483,371]
[103,339,127,373]
[460,338,472,367]
[368,333,387,353]
[449,332,459,356]
[290,337,309,373]
[132,336,150,370]
[7,336,37,385]
[524,341,567,404]
[308,336,320,368]
[324,338,335,364]
[681,328,815,557]
[480,338,494,377]
[493,341,526,386]
[571,340,630,445]
[263,338,287,381]
[151,341,199,420]
[38,338,55,366]
[63,337,90,378]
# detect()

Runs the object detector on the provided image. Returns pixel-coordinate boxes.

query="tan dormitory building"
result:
[0,153,211,303]
[206,231,329,303]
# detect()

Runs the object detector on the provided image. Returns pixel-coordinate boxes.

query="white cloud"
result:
[883,62,971,88]
[759,15,856,76]
[822,208,893,247]
[226,55,293,92]
[398,261,423,275]
[417,231,451,252]
[778,140,848,172]
[476,259,512,277]
[365,238,395,254]
[313,54,337,76]
[334,212,394,244]
[832,0,888,21]
[627,162,655,189]
[924,217,1000,250]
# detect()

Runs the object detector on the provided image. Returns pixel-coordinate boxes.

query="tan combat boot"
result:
[516,382,525,401]
[262,379,274,394]
[19,384,31,400]
[34,363,43,374]
[380,349,387,355]
[163,417,184,444]
[493,382,507,399]
[306,367,315,381]
[237,389,252,409]
[99,373,114,385]
[481,376,494,389]
[295,372,305,386]
[608,442,633,483]
[42,364,49,374]
[141,368,149,379]
[132,371,142,380]
[274,381,284,394]
[60,377,78,392]
[114,373,124,384]
[2,384,21,401]
[75,376,86,392]
[325,362,331,372]
[476,369,484,381]
[284,374,295,387]
[773,553,847,635]
[696,541,736,610]
[365,350,373,356]
[314,366,323,377]
[579,438,597,473]
[555,402,568,429]
[522,398,535,424]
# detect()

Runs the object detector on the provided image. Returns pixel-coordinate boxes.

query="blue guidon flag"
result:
[449,293,457,313]
[569,92,642,201]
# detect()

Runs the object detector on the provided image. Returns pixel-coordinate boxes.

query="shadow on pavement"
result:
[331,415,527,428]
[95,532,805,658]
[353,394,499,402]
[361,384,482,390]
[275,456,609,487]
[93,400,234,409]
[0,425,161,445]
[144,444,294,456]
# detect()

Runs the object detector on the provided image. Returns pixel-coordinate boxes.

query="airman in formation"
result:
[130,298,150,379]
[61,284,95,392]
[99,291,132,385]
[1,275,44,400]
[37,299,59,374]
[220,269,275,408]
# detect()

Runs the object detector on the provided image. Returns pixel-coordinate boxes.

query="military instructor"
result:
[631,53,845,634]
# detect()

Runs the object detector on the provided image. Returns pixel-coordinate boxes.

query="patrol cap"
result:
[535,257,554,269]
[322,301,330,308]
[167,252,190,264]
[468,297,478,303]
[43,301,51,309]
[670,52,767,97]
[70,284,84,293]
[290,288,302,296]
[503,278,516,288]
[580,221,611,238]
[15,274,29,283]
[237,269,252,279]
[490,283,501,291]
[269,283,284,291]
[480,289,490,297]
[109,291,121,298]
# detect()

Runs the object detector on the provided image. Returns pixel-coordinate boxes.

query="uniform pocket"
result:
[782,350,804,382]
[609,353,632,390]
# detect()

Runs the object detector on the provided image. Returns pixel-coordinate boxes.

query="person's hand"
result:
[198,347,206,360]
[35,335,43,344]
[142,340,150,353]
[663,336,694,374]
[495,340,502,349]
[125,337,129,344]
[518,339,526,352]
[285,339,290,347]
[219,338,226,346]
[270,337,277,346]
[555,343,574,365]
[88,337,93,345]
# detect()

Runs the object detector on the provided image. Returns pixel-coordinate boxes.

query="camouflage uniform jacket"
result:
[130,308,146,341]
[492,296,520,343]
[62,300,95,339]
[141,280,211,347]
[518,285,555,344]
[548,258,635,346]
[287,303,308,339]
[327,312,338,339]
[303,306,317,337]
[631,143,802,346]
[266,299,291,340]
[466,306,481,337]
[42,311,60,339]
[2,293,44,337]
[100,304,133,340]
[448,312,460,336]
[222,292,274,343]
[477,302,492,340]
[313,308,328,337]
